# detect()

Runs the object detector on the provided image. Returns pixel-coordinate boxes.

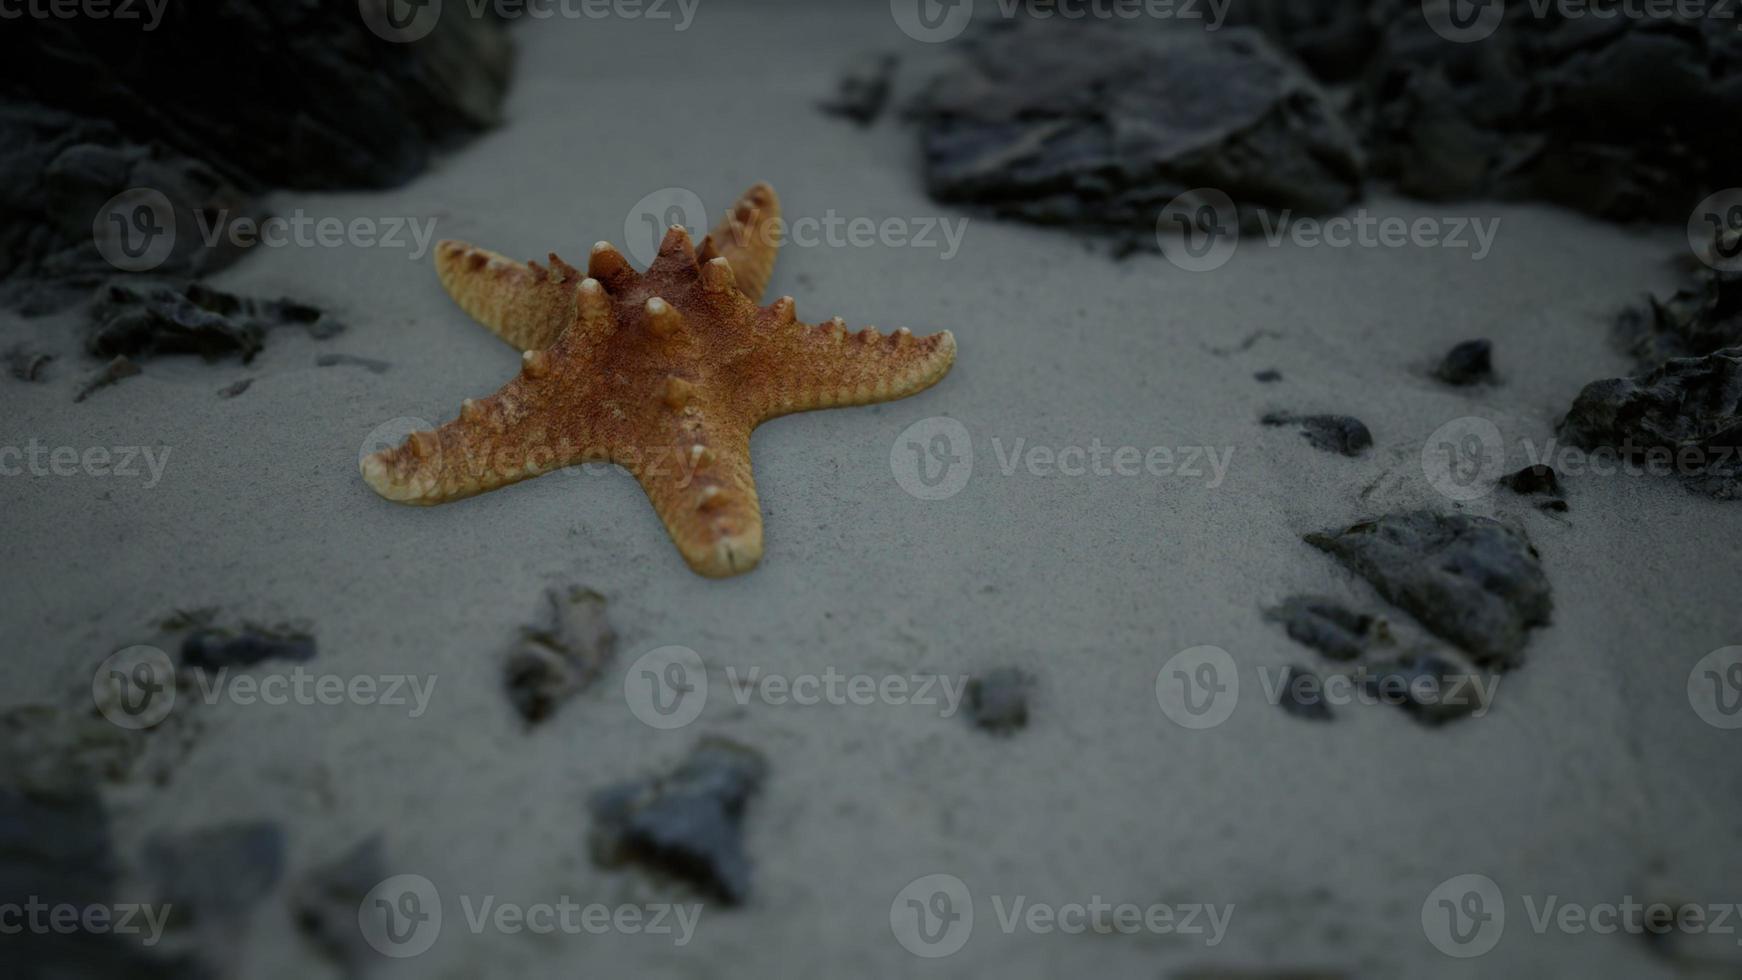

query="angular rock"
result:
[1306,511,1552,669]
[819,52,898,127]
[1224,0,1380,82]
[1433,339,1493,386]
[1359,649,1489,726]
[74,354,141,402]
[89,282,342,364]
[1264,596,1382,662]
[1500,464,1568,512]
[1262,412,1373,456]
[590,739,767,904]
[913,21,1362,236]
[504,586,616,725]
[1357,7,1742,222]
[1253,369,1283,383]
[964,667,1032,734]
[181,621,316,673]
[1275,666,1334,721]
[1557,348,1742,501]
[1617,251,1742,373]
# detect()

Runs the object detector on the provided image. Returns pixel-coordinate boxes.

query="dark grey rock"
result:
[1433,339,1493,386]
[820,52,898,127]
[314,353,389,374]
[181,622,316,673]
[1306,511,1552,669]
[1358,649,1490,726]
[89,282,342,365]
[1262,412,1373,456]
[1557,348,1742,500]
[504,586,616,725]
[1264,596,1382,661]
[964,667,1032,734]
[1224,0,1381,82]
[217,378,252,399]
[1357,6,1742,222]
[912,21,1362,237]
[1275,666,1335,721]
[1500,464,1567,512]
[1254,369,1283,383]
[1617,248,1742,373]
[6,344,53,381]
[74,355,140,402]
[590,739,767,905]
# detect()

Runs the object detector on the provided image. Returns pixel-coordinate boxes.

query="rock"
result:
[1358,649,1489,726]
[503,586,616,725]
[590,739,767,904]
[1306,511,1552,669]
[1357,7,1742,222]
[89,281,342,364]
[1223,0,1380,82]
[1254,369,1283,383]
[1264,596,1383,662]
[1557,348,1742,500]
[290,835,388,974]
[0,2,511,312]
[1432,339,1493,386]
[1275,666,1334,721]
[217,378,252,399]
[1617,251,1742,373]
[6,344,53,381]
[1500,464,1568,512]
[819,52,898,126]
[912,20,1362,237]
[1261,412,1373,456]
[314,353,388,374]
[74,355,141,402]
[964,668,1032,734]
[143,822,284,930]
[180,621,316,673]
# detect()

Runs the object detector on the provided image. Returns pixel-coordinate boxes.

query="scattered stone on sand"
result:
[1306,511,1552,669]
[964,668,1032,734]
[1275,666,1334,721]
[1209,329,1283,357]
[912,20,1362,237]
[1264,596,1384,662]
[1617,248,1742,373]
[1500,463,1568,513]
[1359,649,1488,726]
[1223,0,1379,82]
[0,4,510,313]
[0,787,204,978]
[180,620,316,673]
[504,586,616,725]
[315,353,389,374]
[1357,8,1742,222]
[590,738,767,905]
[74,354,141,402]
[1262,412,1373,457]
[1557,348,1742,501]
[290,835,388,974]
[89,282,342,364]
[1254,369,1283,383]
[819,52,898,127]
[143,822,284,930]
[1432,339,1493,386]
[217,378,252,399]
[6,344,53,381]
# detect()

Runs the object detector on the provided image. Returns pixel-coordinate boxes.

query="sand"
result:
[2,3,1739,978]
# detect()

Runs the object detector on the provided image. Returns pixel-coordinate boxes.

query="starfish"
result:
[360,183,957,577]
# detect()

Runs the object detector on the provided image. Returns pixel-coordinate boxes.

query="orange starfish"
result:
[360,183,957,577]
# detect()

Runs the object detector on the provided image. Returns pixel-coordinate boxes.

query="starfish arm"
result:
[745,307,957,421]
[698,182,782,302]
[434,240,590,351]
[634,415,764,577]
[360,356,602,505]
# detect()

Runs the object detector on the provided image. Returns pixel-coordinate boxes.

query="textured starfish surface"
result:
[361,183,957,577]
